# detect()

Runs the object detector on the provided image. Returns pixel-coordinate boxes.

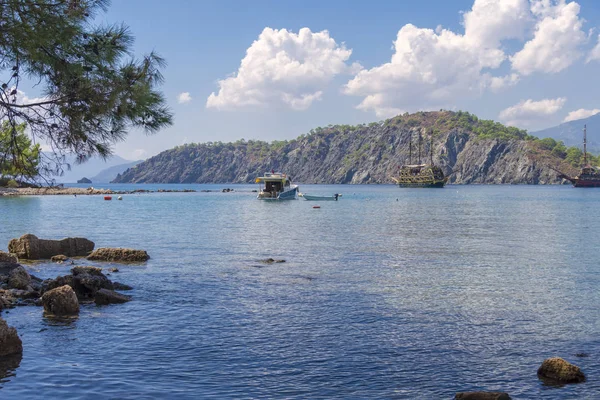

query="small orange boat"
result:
[104,196,112,201]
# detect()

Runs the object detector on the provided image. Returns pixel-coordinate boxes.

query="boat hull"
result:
[303,194,338,201]
[257,186,298,200]
[573,179,600,188]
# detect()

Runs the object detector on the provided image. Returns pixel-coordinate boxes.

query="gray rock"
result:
[71,266,113,298]
[0,316,22,356]
[8,234,94,260]
[8,266,31,290]
[455,392,511,400]
[41,275,74,295]
[0,251,17,264]
[87,248,149,262]
[113,282,133,291]
[51,255,68,262]
[537,357,585,383]
[94,288,131,305]
[42,285,79,317]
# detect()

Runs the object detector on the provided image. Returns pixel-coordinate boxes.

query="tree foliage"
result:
[0,0,172,180]
[0,120,40,180]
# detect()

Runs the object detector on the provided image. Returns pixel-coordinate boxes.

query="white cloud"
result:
[131,149,148,160]
[206,27,358,111]
[177,92,192,104]
[510,1,586,75]
[563,108,600,122]
[499,97,566,127]
[489,73,520,92]
[343,0,531,117]
[587,34,600,63]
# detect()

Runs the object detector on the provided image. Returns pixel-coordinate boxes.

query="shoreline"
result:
[0,187,197,196]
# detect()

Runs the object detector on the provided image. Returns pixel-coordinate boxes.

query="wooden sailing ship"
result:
[560,125,600,187]
[391,132,447,188]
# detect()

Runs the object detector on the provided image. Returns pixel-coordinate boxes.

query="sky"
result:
[33,0,600,160]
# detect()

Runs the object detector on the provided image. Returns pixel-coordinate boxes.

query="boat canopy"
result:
[255,172,292,185]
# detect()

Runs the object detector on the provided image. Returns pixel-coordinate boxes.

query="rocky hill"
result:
[113,111,584,185]
[531,112,600,153]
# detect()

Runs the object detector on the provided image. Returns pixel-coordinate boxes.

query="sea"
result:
[1,184,599,399]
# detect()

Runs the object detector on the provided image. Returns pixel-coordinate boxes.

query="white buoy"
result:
[117,196,123,200]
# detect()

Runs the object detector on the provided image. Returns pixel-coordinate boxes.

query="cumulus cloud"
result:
[563,108,600,122]
[343,0,531,117]
[177,92,192,104]
[499,97,566,127]
[207,27,358,111]
[587,34,600,63]
[510,0,586,75]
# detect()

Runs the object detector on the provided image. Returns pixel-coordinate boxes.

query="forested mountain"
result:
[113,111,586,185]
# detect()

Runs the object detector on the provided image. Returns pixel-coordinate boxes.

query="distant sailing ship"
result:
[559,125,600,187]
[391,132,447,188]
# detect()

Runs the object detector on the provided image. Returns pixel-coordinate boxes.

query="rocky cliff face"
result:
[113,111,572,185]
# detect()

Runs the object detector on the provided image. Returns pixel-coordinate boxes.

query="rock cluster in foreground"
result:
[8,234,94,260]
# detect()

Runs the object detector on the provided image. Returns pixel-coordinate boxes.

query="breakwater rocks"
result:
[9,234,94,260]
[87,248,149,262]
[0,187,196,196]
[6,234,150,264]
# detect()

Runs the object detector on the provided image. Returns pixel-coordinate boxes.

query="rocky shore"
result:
[0,187,197,196]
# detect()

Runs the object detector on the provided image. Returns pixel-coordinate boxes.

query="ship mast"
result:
[584,124,588,166]
[430,131,434,166]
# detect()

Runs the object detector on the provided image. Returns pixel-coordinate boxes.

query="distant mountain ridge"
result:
[531,113,600,153]
[47,153,135,183]
[113,111,580,185]
[93,160,143,183]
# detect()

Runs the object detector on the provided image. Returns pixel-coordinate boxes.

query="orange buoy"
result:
[104,196,112,201]
[312,205,320,209]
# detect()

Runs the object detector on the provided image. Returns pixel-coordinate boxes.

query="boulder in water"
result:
[0,251,17,264]
[42,285,79,317]
[51,255,68,263]
[41,275,74,295]
[71,266,113,298]
[8,266,31,290]
[112,282,133,291]
[8,234,94,260]
[94,288,131,305]
[87,248,149,262]
[0,317,22,356]
[537,357,585,383]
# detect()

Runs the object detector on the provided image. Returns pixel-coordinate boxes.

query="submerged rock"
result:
[455,392,511,400]
[8,234,94,260]
[51,255,68,263]
[0,317,22,356]
[259,258,286,264]
[42,285,79,317]
[0,290,17,310]
[0,251,17,264]
[108,267,119,273]
[112,282,133,291]
[94,288,131,305]
[537,357,585,384]
[87,248,149,262]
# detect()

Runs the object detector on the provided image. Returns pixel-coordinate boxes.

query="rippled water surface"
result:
[1,184,600,399]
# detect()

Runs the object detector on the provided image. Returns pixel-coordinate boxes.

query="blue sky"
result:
[85,0,600,159]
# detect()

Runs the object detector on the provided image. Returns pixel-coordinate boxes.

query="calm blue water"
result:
[1,184,600,399]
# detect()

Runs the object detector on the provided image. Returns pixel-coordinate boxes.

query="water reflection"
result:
[0,353,22,385]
